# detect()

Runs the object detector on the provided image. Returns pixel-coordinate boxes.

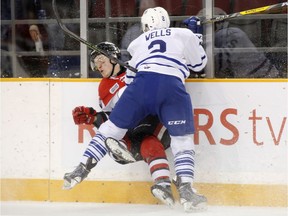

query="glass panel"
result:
[1,0,11,20]
[214,0,287,78]
[120,21,140,62]
[89,0,105,18]
[110,0,136,17]
[13,0,81,77]
[2,0,286,78]
[267,17,287,77]
[1,24,12,77]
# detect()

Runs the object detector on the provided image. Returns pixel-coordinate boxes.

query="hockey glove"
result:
[72,106,97,125]
[183,16,203,34]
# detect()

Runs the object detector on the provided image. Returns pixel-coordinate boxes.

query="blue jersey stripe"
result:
[187,55,207,69]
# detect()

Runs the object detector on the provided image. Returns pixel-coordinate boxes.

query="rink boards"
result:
[0,78,287,207]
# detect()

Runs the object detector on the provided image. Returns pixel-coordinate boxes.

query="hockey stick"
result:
[202,2,288,24]
[51,0,137,73]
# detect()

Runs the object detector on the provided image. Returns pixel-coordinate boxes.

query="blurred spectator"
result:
[18,24,49,77]
[120,0,157,62]
[13,23,49,77]
[29,25,44,53]
[200,7,281,78]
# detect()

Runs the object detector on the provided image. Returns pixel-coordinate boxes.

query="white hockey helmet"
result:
[141,7,170,32]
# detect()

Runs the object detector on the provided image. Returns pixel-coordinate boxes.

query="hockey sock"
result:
[149,158,171,186]
[81,133,108,165]
[140,136,171,186]
[174,150,195,183]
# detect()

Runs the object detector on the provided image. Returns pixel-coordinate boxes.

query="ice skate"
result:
[105,137,136,163]
[151,184,175,207]
[173,176,207,212]
[62,158,96,190]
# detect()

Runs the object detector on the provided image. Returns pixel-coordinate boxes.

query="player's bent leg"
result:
[63,157,97,190]
[98,119,128,140]
[97,119,134,162]
[140,136,175,207]
[170,135,196,183]
[99,120,136,162]
[63,133,108,190]
[170,135,207,212]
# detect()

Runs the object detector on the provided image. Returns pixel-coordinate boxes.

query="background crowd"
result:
[1,0,287,78]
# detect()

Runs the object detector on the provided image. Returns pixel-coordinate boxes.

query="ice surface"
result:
[1,201,287,216]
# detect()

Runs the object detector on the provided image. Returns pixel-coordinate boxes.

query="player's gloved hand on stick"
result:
[183,16,203,34]
[72,106,97,125]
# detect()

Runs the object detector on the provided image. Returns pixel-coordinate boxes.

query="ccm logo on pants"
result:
[168,120,186,125]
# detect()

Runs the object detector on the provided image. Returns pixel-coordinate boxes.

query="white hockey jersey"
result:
[125,27,207,84]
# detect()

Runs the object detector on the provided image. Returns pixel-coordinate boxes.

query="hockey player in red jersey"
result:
[63,42,174,207]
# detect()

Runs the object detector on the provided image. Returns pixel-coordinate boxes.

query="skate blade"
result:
[62,179,78,190]
[183,201,208,212]
[105,138,136,163]
[151,188,175,208]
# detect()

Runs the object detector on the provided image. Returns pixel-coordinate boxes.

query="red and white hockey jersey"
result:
[98,72,126,112]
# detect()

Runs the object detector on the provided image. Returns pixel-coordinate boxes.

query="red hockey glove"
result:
[72,106,97,125]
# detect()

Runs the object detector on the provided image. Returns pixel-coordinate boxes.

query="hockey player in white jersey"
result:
[97,7,208,212]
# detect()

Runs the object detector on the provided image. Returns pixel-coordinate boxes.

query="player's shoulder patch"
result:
[109,82,120,94]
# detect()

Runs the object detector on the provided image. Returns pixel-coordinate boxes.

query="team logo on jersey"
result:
[109,83,120,95]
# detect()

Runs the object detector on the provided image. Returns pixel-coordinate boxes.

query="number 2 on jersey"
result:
[148,40,166,54]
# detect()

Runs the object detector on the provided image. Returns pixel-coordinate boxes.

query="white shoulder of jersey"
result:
[101,85,127,112]
[173,27,203,44]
